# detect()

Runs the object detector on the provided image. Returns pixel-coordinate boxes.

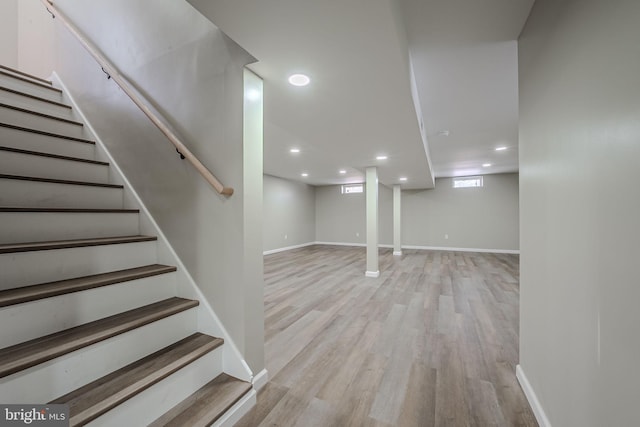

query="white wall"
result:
[263,174,315,252]
[403,174,519,251]
[17,0,54,78]
[45,0,263,372]
[314,174,518,251]
[0,0,18,67]
[519,0,640,426]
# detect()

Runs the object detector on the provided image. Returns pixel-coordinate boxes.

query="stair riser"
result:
[0,212,138,244]
[0,309,198,405]
[0,74,62,103]
[0,273,176,347]
[88,349,223,427]
[0,105,85,139]
[0,125,94,160]
[0,179,123,209]
[0,151,109,184]
[0,89,74,120]
[0,241,157,289]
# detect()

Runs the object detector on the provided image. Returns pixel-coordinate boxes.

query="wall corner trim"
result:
[365,270,380,278]
[252,369,269,392]
[516,364,552,427]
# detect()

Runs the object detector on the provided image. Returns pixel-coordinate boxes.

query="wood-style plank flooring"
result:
[237,246,537,427]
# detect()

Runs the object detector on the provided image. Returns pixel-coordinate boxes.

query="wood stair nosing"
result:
[0,264,177,308]
[0,69,61,93]
[0,102,83,126]
[0,122,95,144]
[0,85,72,109]
[0,145,108,166]
[0,65,53,86]
[0,297,200,379]
[150,374,252,427]
[0,235,157,255]
[50,333,224,426]
[0,173,122,189]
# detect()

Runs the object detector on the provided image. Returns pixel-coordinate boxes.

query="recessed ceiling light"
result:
[495,146,508,151]
[290,148,300,153]
[376,155,388,160]
[288,74,310,86]
[399,177,408,181]
[482,163,492,167]
[301,173,308,177]
[437,130,450,137]
[339,170,347,174]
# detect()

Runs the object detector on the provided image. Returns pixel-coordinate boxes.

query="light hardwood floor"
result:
[237,246,537,427]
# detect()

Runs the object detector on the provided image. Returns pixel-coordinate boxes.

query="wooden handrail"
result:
[41,0,234,196]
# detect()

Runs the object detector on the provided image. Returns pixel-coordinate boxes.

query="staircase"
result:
[0,65,252,426]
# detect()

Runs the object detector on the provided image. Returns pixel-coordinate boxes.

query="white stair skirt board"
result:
[0,272,176,347]
[0,75,63,103]
[0,105,85,139]
[252,368,269,392]
[0,309,198,405]
[54,73,253,384]
[0,89,74,119]
[393,250,402,256]
[0,240,157,289]
[0,149,109,183]
[263,242,315,255]
[0,178,123,209]
[87,350,222,427]
[213,389,257,427]
[0,211,138,244]
[0,126,95,160]
[516,365,552,427]
[365,270,380,278]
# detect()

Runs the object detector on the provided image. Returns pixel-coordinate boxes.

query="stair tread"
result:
[0,146,108,165]
[0,102,83,126]
[0,85,72,108]
[0,264,176,308]
[150,374,252,427]
[0,69,61,92]
[49,333,223,426]
[0,173,122,188]
[0,122,95,144]
[0,297,199,379]
[0,207,138,213]
[0,235,157,254]
[0,65,53,86]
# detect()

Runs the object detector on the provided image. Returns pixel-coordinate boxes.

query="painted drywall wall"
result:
[0,0,18,67]
[403,174,519,251]
[315,174,517,251]
[17,0,54,78]
[263,174,315,252]
[46,0,263,372]
[315,183,393,246]
[519,0,640,426]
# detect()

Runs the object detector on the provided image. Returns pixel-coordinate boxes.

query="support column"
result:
[365,167,379,278]
[393,185,402,256]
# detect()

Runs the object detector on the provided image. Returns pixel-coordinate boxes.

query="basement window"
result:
[452,176,483,188]
[341,184,364,194]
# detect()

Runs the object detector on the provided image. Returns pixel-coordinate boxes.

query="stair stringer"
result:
[52,72,254,387]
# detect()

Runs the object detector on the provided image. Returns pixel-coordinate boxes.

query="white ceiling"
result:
[188,0,534,189]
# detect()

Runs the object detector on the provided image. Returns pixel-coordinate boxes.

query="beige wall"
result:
[519,0,640,425]
[0,0,18,67]
[263,174,315,252]
[17,0,54,78]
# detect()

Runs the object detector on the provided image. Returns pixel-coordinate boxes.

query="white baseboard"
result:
[314,241,393,249]
[252,368,269,392]
[263,242,315,255]
[402,245,520,254]
[516,365,552,427]
[365,270,380,278]
[393,250,402,256]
